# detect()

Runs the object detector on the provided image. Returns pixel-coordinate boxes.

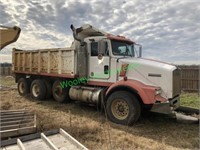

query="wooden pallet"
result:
[0,109,36,139]
[0,128,88,150]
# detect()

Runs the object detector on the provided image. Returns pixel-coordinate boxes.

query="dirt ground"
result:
[0,87,199,150]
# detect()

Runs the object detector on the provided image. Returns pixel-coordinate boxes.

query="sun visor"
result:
[76,24,108,39]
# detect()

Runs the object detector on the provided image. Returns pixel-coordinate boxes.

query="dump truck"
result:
[12,24,181,125]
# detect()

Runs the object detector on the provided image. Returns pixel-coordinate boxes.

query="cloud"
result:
[0,0,199,64]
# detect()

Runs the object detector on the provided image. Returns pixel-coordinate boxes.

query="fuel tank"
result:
[69,86,103,103]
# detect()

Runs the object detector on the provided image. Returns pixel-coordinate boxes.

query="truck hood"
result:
[119,57,176,73]
[117,57,177,98]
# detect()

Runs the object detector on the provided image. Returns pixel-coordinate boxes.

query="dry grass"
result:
[0,76,15,87]
[0,77,199,149]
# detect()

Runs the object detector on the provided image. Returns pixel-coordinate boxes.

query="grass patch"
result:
[180,92,199,109]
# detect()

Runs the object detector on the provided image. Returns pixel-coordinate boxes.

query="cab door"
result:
[88,40,110,80]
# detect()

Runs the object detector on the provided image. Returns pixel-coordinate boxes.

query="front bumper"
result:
[150,96,180,114]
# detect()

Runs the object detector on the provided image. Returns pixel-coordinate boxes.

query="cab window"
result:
[91,42,98,56]
[91,42,109,56]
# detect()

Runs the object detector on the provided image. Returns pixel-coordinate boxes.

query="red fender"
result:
[106,79,167,104]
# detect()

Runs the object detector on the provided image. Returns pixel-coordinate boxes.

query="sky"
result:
[0,0,199,64]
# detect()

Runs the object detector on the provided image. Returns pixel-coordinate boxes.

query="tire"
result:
[17,78,30,96]
[106,91,141,126]
[30,79,47,100]
[52,80,70,103]
[43,80,52,99]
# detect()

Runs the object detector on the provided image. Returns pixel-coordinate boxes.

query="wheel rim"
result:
[32,84,40,97]
[111,99,129,120]
[19,82,25,94]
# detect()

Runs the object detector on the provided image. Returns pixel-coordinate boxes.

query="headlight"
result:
[155,88,162,95]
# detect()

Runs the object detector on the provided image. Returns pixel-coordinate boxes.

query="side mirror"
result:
[98,40,107,58]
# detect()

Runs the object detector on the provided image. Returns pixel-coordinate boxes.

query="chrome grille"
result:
[173,68,181,97]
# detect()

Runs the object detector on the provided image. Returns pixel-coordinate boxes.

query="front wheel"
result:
[106,91,141,126]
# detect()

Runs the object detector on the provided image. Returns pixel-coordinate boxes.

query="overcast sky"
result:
[0,0,199,64]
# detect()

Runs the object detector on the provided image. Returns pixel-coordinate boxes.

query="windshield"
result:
[111,40,134,57]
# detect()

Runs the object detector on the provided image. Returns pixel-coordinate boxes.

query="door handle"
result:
[104,65,109,74]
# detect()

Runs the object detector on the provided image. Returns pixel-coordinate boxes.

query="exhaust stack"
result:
[70,24,84,46]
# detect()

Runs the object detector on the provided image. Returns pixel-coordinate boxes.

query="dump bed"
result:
[12,47,76,78]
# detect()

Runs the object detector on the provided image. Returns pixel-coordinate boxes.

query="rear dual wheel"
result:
[52,80,70,103]
[18,78,30,96]
[30,79,70,102]
[30,79,52,100]
[44,80,52,99]
[19,78,69,102]
[31,79,46,100]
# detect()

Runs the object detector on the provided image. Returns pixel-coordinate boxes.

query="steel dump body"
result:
[12,48,76,78]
